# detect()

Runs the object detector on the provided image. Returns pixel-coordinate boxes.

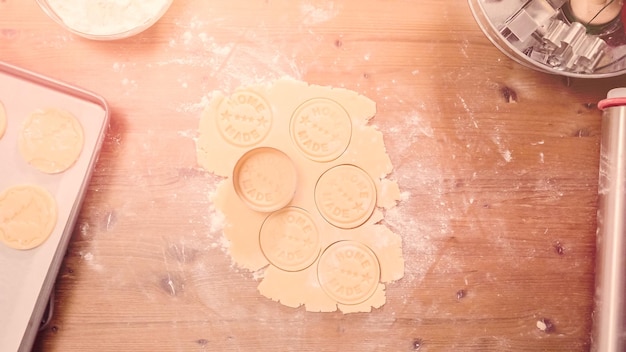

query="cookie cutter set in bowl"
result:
[469,1,626,350]
[468,0,626,78]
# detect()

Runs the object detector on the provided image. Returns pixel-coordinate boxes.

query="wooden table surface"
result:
[2,0,625,351]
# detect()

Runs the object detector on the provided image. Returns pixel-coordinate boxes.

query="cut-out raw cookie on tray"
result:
[19,108,84,174]
[0,185,58,250]
[197,79,404,313]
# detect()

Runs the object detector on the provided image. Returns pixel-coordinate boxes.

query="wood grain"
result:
[1,0,624,351]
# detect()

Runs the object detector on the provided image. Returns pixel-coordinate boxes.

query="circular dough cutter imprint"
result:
[317,240,381,305]
[216,90,273,147]
[18,108,84,174]
[314,164,377,229]
[0,185,58,250]
[259,207,321,272]
[290,98,352,162]
[233,147,298,213]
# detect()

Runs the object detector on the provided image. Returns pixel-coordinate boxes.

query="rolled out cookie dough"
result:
[0,100,6,139]
[0,185,58,250]
[19,108,84,174]
[197,79,404,313]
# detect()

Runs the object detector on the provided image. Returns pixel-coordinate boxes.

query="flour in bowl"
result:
[45,0,171,36]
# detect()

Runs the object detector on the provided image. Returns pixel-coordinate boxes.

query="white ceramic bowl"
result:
[36,0,173,40]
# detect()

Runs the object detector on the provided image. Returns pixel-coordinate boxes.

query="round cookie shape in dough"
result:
[0,185,58,250]
[233,147,297,213]
[290,98,352,162]
[0,101,6,139]
[216,91,272,147]
[259,207,321,272]
[314,164,377,229]
[19,108,84,174]
[317,240,381,305]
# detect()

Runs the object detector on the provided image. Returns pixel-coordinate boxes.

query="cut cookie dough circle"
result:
[233,147,297,213]
[216,91,272,147]
[259,207,321,272]
[0,101,6,139]
[0,185,58,250]
[18,108,84,174]
[290,98,352,162]
[314,164,377,229]
[317,240,381,305]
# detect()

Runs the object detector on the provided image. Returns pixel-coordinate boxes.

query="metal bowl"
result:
[468,0,626,78]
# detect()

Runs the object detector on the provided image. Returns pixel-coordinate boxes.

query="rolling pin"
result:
[593,87,626,352]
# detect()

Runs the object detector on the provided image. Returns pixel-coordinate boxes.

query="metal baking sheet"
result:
[0,61,109,352]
